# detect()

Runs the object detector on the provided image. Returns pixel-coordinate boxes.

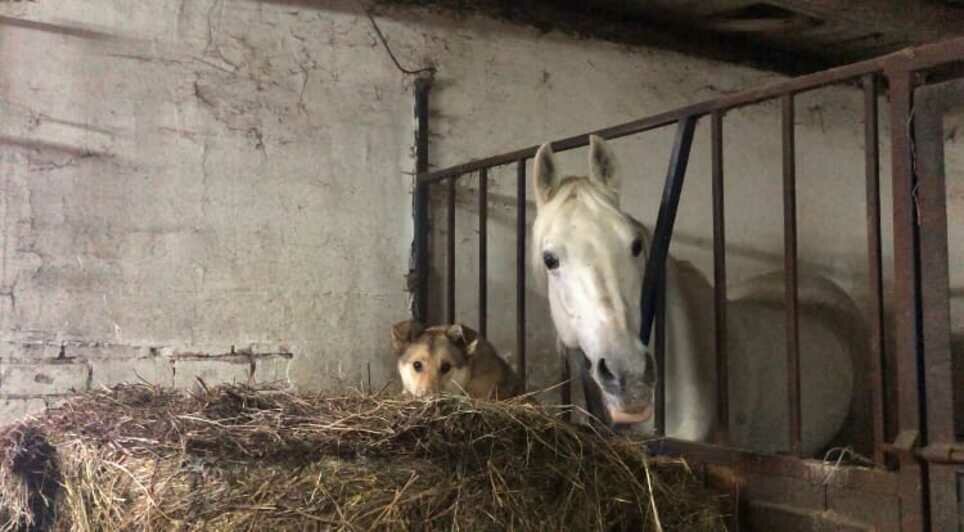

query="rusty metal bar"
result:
[863,73,887,465]
[418,37,964,185]
[639,116,698,347]
[782,93,802,457]
[446,176,456,323]
[911,81,958,532]
[516,160,527,390]
[654,269,666,436]
[886,67,925,532]
[478,168,488,337]
[711,110,729,445]
[412,77,431,323]
[917,443,964,465]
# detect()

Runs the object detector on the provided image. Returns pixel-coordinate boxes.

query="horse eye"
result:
[413,361,423,372]
[440,362,451,374]
[543,251,560,270]
[631,238,643,257]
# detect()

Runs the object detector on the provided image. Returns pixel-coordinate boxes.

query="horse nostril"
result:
[598,358,616,383]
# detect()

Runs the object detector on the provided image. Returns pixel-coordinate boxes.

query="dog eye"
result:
[413,361,423,372]
[543,251,559,270]
[631,238,643,257]
[440,362,451,374]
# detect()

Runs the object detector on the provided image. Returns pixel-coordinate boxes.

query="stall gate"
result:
[411,37,964,531]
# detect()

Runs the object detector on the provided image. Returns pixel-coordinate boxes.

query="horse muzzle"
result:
[607,402,654,424]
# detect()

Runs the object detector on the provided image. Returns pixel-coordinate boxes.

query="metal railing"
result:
[412,36,964,532]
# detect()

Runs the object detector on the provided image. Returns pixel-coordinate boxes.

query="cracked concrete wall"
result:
[0,1,961,426]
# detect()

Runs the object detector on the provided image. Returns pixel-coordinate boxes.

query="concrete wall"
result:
[0,2,960,428]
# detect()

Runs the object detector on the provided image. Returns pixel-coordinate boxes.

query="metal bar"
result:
[646,437,901,496]
[417,37,964,185]
[516,160,527,390]
[886,67,925,532]
[446,176,456,323]
[412,76,431,323]
[654,268,666,436]
[711,110,729,445]
[478,168,488,336]
[911,81,958,532]
[782,93,802,457]
[862,73,887,465]
[639,116,698,346]
[917,443,964,465]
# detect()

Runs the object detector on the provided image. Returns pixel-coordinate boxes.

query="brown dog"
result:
[391,320,522,400]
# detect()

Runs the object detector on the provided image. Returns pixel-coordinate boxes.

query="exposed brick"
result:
[0,398,47,425]
[89,357,174,388]
[0,360,91,395]
[172,358,251,390]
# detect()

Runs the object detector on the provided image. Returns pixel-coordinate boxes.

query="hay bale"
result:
[0,384,726,531]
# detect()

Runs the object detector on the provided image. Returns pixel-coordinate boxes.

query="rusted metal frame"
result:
[884,65,926,532]
[782,93,802,457]
[516,160,527,390]
[412,77,431,323]
[645,438,901,496]
[911,78,959,532]
[446,176,457,323]
[639,115,699,347]
[478,168,488,336]
[862,73,887,466]
[711,110,729,445]
[418,37,964,187]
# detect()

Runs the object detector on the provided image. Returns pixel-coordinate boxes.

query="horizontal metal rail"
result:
[418,36,964,185]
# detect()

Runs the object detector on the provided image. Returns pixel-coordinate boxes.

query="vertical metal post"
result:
[782,93,802,456]
[886,66,925,532]
[516,160,527,390]
[412,76,431,324]
[447,177,456,323]
[912,81,958,532]
[478,168,488,336]
[711,110,729,444]
[654,269,666,436]
[863,73,887,465]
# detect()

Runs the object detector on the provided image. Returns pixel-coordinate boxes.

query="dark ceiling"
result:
[598,0,964,68]
[382,0,964,75]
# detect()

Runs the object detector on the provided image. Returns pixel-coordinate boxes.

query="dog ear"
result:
[391,320,424,356]
[445,323,479,351]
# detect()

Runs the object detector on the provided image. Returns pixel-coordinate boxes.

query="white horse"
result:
[531,135,865,456]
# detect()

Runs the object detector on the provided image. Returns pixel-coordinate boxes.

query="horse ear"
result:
[391,320,423,356]
[588,135,619,194]
[533,142,557,208]
[445,323,479,350]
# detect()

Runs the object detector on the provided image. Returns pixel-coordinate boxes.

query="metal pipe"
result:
[862,73,887,465]
[516,160,527,390]
[782,93,802,456]
[412,76,431,323]
[711,110,729,444]
[478,168,488,336]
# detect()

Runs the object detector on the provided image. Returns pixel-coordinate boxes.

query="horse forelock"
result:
[531,176,641,286]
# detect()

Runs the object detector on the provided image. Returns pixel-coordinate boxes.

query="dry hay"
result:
[0,383,727,531]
